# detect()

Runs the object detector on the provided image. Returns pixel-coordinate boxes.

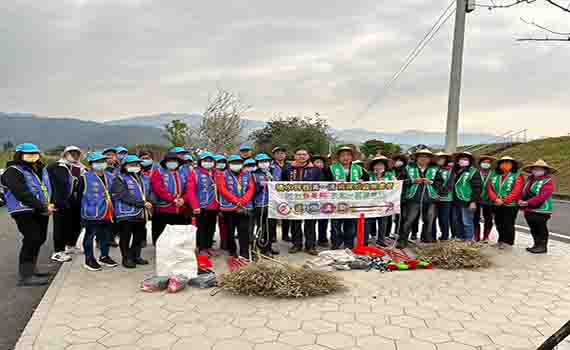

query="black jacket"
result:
[46,161,81,210]
[0,161,49,215]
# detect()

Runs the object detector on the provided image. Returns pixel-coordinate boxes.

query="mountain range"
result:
[0,112,498,149]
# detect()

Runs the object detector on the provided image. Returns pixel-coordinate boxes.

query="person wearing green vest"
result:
[397,149,444,248]
[329,146,369,249]
[389,154,409,238]
[449,151,482,241]
[474,155,496,242]
[519,160,557,254]
[366,156,395,247]
[487,156,525,249]
[432,152,454,241]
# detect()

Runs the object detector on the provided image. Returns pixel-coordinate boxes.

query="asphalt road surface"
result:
[516,200,570,243]
[0,208,60,350]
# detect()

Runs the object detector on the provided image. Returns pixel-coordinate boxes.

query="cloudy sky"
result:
[1,0,569,137]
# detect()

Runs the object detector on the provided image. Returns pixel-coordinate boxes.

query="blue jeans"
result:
[433,202,452,240]
[83,222,111,261]
[366,217,388,244]
[332,219,356,249]
[451,202,475,241]
[317,219,329,243]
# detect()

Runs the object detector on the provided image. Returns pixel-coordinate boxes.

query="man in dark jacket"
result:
[46,146,84,262]
[281,147,322,255]
[449,151,482,241]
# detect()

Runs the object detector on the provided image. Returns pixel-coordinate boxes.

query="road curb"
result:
[14,260,73,350]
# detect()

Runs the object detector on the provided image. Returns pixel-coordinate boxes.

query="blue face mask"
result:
[166,161,179,170]
[92,162,107,172]
[118,153,127,160]
[141,159,153,168]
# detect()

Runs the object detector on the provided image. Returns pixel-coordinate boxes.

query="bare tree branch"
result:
[517,37,570,40]
[546,0,570,13]
[475,0,537,9]
[520,17,570,35]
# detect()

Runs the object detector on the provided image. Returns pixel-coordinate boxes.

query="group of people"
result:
[0,142,557,287]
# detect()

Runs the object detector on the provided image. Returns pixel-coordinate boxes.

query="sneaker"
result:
[99,256,118,268]
[65,246,81,255]
[84,259,102,271]
[376,241,388,248]
[51,252,72,263]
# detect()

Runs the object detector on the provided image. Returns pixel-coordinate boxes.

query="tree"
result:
[197,89,248,153]
[2,141,13,152]
[250,114,333,156]
[164,119,189,147]
[360,139,402,158]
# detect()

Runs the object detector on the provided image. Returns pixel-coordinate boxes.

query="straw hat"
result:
[478,155,496,163]
[336,146,355,156]
[522,159,558,174]
[453,151,475,164]
[496,156,518,165]
[369,156,390,171]
[414,149,434,157]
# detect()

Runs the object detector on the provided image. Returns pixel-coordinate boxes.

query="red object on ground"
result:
[356,213,365,248]
[353,213,387,257]
[227,256,249,272]
[385,249,411,263]
[197,256,213,271]
[406,260,419,269]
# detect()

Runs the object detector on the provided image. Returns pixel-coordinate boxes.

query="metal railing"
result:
[463,129,528,154]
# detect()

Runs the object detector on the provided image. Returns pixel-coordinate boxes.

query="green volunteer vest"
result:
[524,178,554,214]
[438,168,453,202]
[370,172,395,181]
[454,166,477,202]
[480,170,497,203]
[385,170,396,179]
[492,172,519,207]
[404,164,439,200]
[330,163,363,183]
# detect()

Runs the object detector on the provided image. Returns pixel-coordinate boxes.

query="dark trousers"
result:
[52,207,82,252]
[223,211,253,258]
[332,219,356,249]
[83,222,111,261]
[474,203,494,240]
[119,220,146,261]
[317,219,329,243]
[366,217,388,244]
[196,210,218,250]
[401,201,436,242]
[525,212,550,248]
[14,213,49,267]
[492,206,518,245]
[152,213,189,245]
[281,220,291,240]
[291,220,316,249]
[433,201,452,240]
[254,207,273,253]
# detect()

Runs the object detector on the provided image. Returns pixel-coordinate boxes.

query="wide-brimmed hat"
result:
[336,146,355,156]
[496,156,518,165]
[392,154,409,162]
[453,151,475,164]
[522,159,558,174]
[434,151,451,158]
[160,152,184,167]
[478,155,496,163]
[414,149,434,157]
[369,156,390,171]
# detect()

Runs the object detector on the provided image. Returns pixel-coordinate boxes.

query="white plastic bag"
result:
[155,225,198,279]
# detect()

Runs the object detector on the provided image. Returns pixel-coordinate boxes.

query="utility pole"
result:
[445,0,468,153]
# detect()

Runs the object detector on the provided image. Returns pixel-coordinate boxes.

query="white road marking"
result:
[515,224,569,240]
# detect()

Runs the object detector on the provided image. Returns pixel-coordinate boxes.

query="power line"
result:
[356,1,457,120]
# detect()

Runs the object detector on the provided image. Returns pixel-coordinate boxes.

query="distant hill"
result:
[108,114,497,146]
[0,113,166,149]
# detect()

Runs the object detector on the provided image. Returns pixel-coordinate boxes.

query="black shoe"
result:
[410,234,418,240]
[289,246,302,254]
[376,241,388,248]
[317,241,329,248]
[305,248,319,256]
[330,244,341,250]
[99,256,118,267]
[283,237,292,242]
[270,248,280,256]
[18,276,50,287]
[109,240,119,248]
[525,247,535,252]
[122,258,136,269]
[134,257,149,265]
[33,271,52,277]
[141,240,147,248]
[528,246,547,254]
[84,259,102,271]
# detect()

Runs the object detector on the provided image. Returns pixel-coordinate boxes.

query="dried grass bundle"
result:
[414,241,492,270]
[218,262,346,298]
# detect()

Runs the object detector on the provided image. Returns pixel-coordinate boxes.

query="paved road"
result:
[516,200,570,242]
[0,209,60,350]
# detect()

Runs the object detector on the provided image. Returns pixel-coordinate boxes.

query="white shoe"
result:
[51,252,72,262]
[65,246,81,255]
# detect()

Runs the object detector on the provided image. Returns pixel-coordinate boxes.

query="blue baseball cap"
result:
[183,154,194,162]
[170,147,187,154]
[199,151,215,161]
[227,154,243,163]
[102,147,116,154]
[244,159,256,166]
[254,153,271,162]
[15,143,41,154]
[115,146,128,154]
[122,155,142,165]
[239,144,252,152]
[86,152,107,163]
[214,154,226,162]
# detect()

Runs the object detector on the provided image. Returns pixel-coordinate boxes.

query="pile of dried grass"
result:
[218,262,346,298]
[414,241,492,270]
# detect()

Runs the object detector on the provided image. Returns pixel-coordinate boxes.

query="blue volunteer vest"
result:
[156,167,187,207]
[4,165,52,215]
[114,173,151,220]
[219,170,253,210]
[253,170,271,207]
[81,171,114,221]
[193,168,217,208]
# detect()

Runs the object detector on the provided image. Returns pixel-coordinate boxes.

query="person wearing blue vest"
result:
[271,146,291,242]
[102,147,119,174]
[115,146,129,162]
[252,153,279,256]
[1,143,55,286]
[150,152,189,244]
[239,144,254,161]
[139,150,156,179]
[79,152,118,271]
[217,155,256,258]
[187,152,219,257]
[112,155,153,268]
[214,154,227,172]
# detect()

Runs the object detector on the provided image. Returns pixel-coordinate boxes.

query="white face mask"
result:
[92,162,107,172]
[245,166,257,172]
[532,169,546,177]
[202,161,215,169]
[229,164,243,172]
[459,159,470,167]
[216,163,226,170]
[394,160,404,167]
[480,162,491,170]
[166,161,179,170]
[259,162,270,170]
[126,165,141,174]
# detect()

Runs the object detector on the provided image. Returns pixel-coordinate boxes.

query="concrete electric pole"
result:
[445,0,473,153]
